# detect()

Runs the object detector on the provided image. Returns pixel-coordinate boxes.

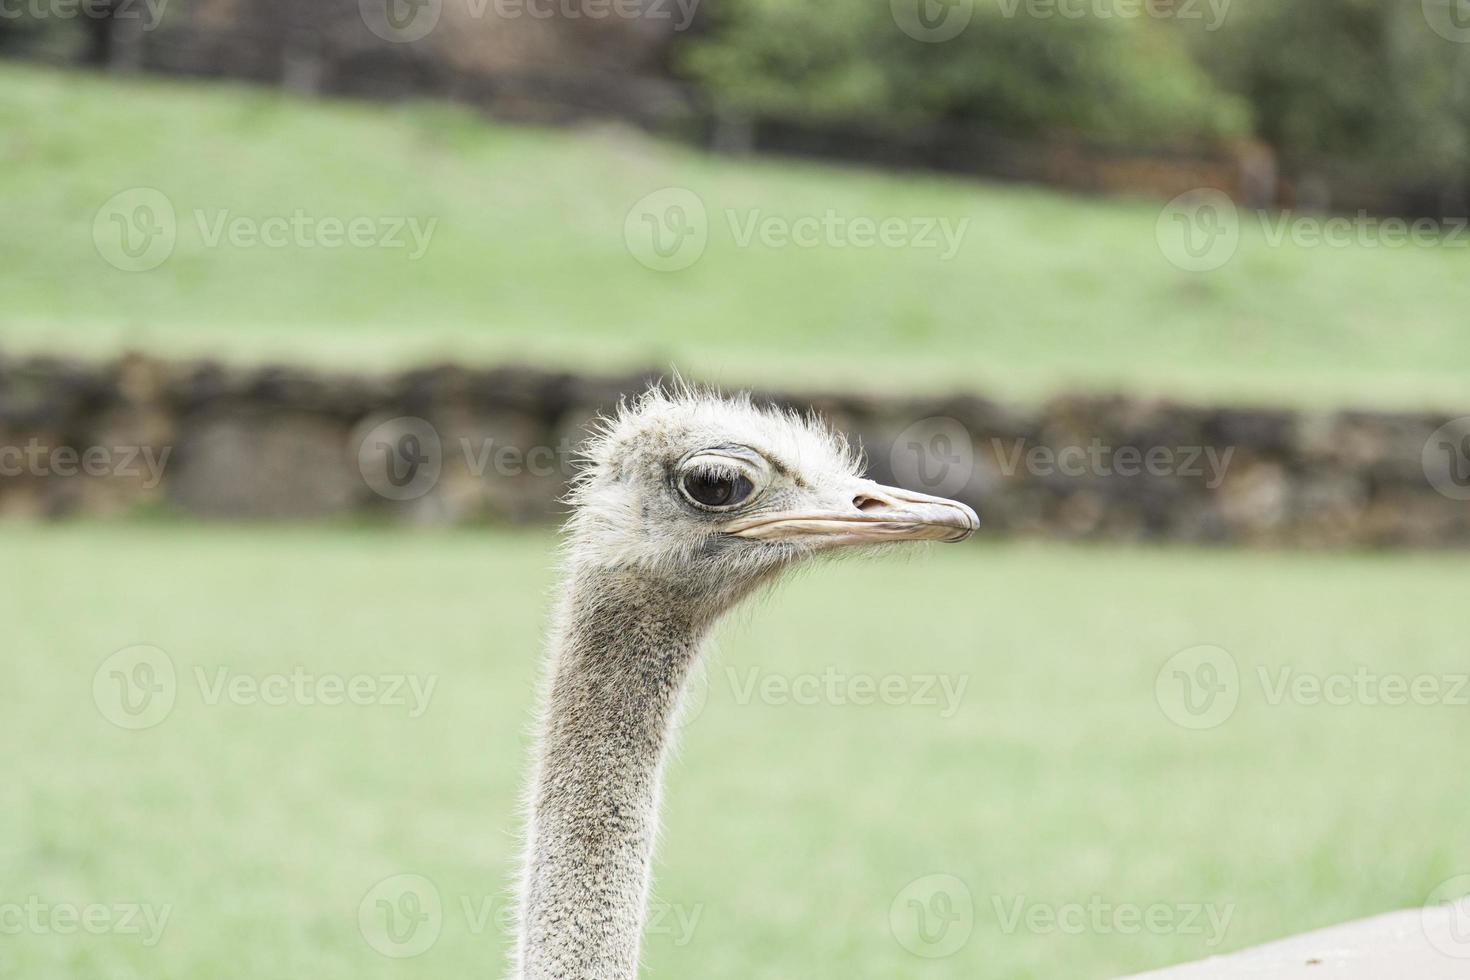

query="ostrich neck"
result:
[516,568,711,980]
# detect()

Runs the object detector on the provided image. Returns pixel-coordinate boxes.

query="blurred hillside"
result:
[4,0,1470,214]
[5,64,1470,408]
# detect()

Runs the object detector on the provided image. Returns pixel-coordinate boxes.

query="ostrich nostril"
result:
[853,494,888,513]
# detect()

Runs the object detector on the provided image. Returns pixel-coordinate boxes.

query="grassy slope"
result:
[2,524,1467,979]
[3,64,1469,408]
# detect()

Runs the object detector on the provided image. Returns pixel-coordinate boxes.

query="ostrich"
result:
[512,386,978,980]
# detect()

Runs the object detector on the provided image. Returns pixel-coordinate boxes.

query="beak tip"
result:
[953,502,980,541]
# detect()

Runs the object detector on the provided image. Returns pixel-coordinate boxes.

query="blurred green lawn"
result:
[5,63,1470,409]
[3,523,1468,979]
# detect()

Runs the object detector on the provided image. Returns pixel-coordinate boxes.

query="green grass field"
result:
[4,523,1468,979]
[4,63,1470,409]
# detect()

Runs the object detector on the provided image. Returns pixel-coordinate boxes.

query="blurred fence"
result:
[3,354,1467,548]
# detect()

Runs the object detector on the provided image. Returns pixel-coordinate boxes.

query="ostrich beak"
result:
[726,480,979,546]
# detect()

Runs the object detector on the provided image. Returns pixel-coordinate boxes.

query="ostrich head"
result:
[517,386,977,980]
[564,387,978,612]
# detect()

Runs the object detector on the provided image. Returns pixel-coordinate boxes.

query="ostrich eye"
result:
[680,468,756,510]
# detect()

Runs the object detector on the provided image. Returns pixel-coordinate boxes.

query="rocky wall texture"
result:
[2,354,1468,548]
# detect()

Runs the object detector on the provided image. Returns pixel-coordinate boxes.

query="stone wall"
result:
[2,354,1467,548]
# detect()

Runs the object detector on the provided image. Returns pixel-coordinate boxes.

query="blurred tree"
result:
[679,0,1250,146]
[1188,0,1470,193]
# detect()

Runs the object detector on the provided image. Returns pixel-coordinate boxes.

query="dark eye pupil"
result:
[683,470,753,508]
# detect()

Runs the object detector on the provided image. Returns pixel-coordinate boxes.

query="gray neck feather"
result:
[514,568,711,980]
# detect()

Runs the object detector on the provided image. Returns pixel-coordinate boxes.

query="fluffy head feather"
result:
[563,384,864,582]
